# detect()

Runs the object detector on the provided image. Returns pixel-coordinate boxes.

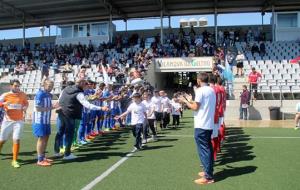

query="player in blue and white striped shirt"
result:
[32,79,60,166]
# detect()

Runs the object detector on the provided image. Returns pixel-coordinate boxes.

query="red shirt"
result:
[211,85,221,124]
[217,85,226,117]
[248,72,261,84]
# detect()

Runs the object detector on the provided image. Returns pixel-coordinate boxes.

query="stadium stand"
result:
[0,42,150,98]
[236,41,300,100]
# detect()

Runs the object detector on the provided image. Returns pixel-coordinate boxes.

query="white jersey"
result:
[127,102,146,125]
[142,100,156,119]
[171,102,182,116]
[151,96,162,112]
[161,96,171,113]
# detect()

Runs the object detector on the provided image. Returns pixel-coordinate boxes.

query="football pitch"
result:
[1,111,300,190]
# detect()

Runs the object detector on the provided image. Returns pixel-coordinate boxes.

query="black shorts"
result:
[154,112,162,121]
[236,62,243,68]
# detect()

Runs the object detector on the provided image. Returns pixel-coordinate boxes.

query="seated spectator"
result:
[51,59,60,74]
[81,57,90,68]
[77,66,87,80]
[26,60,37,71]
[62,62,73,73]
[259,41,266,56]
[251,43,259,55]
[107,64,114,77]
[14,62,26,75]
[61,74,68,90]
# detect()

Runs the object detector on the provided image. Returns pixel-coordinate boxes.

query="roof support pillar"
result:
[214,8,218,44]
[168,16,171,29]
[109,9,112,43]
[22,15,25,48]
[272,5,275,42]
[160,9,163,45]
[125,20,127,32]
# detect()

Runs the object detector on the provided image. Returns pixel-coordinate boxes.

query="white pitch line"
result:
[250,136,300,139]
[81,148,137,190]
[160,134,300,139]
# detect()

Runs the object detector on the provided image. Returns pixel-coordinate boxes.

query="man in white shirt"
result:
[179,72,216,185]
[115,93,147,150]
[151,90,163,130]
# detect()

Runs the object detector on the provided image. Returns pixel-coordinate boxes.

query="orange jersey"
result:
[0,91,28,121]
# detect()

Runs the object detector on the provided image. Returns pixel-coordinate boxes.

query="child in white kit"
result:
[115,93,146,150]
[171,96,182,128]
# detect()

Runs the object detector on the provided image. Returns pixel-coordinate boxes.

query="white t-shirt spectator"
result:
[127,102,146,125]
[151,96,162,112]
[171,102,182,116]
[142,100,156,119]
[194,86,216,130]
[161,96,171,113]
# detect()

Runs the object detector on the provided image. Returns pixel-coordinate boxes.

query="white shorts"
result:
[212,124,219,138]
[0,120,24,141]
[219,117,224,128]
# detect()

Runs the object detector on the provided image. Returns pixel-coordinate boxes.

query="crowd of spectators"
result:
[0,27,259,97]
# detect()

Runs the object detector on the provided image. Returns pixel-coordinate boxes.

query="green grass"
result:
[1,111,300,190]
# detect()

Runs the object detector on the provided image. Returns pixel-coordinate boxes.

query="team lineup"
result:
[0,70,227,185]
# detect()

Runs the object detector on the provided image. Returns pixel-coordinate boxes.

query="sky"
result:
[0,12,272,40]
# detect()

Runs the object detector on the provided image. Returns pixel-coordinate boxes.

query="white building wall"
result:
[55,21,114,45]
[275,12,300,41]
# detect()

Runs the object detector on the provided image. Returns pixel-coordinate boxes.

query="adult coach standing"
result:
[55,78,109,160]
[179,72,216,185]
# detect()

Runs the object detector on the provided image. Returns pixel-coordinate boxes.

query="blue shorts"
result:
[96,110,103,117]
[32,124,51,137]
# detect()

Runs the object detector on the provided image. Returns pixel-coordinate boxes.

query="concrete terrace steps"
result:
[232,76,249,98]
[227,72,297,120]
[225,99,297,120]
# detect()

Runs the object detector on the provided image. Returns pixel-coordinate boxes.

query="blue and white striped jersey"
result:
[32,89,52,126]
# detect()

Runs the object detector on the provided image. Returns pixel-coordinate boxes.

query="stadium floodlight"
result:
[189,18,198,27]
[199,17,208,27]
[179,18,189,27]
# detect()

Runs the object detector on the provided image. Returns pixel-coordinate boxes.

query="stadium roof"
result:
[0,0,299,30]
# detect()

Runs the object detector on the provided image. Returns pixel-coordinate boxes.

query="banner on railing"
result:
[155,57,213,72]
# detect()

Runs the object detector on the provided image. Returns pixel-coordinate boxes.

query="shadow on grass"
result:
[214,165,257,182]
[214,127,256,180]
[142,145,174,150]
[20,128,132,165]
[216,128,255,166]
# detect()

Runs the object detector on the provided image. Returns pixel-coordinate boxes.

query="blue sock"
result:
[38,154,44,162]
